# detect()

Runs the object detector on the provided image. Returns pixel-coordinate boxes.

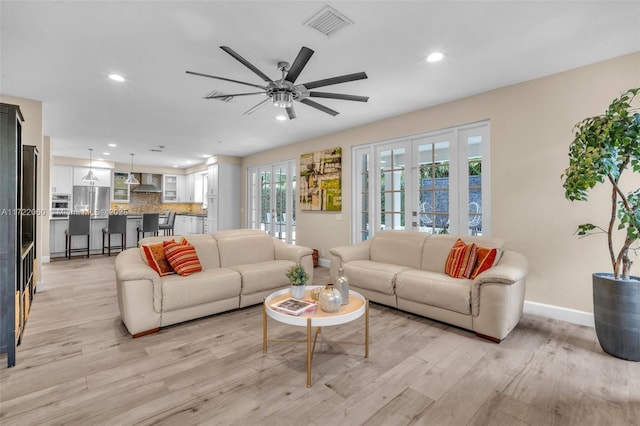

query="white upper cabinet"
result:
[163,174,187,202]
[52,165,73,194]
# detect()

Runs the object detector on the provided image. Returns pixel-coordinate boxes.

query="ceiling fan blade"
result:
[301,72,368,90]
[286,105,297,120]
[220,46,273,83]
[205,92,264,99]
[285,47,314,84]
[299,98,339,116]
[309,92,369,102]
[243,97,271,115]
[186,71,267,90]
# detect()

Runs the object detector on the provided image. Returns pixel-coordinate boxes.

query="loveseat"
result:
[329,230,528,342]
[115,229,313,337]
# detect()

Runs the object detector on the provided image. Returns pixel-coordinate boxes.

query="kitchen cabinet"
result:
[173,215,205,235]
[52,165,73,194]
[162,174,187,203]
[112,172,130,203]
[73,167,111,187]
[185,173,195,202]
[207,162,240,232]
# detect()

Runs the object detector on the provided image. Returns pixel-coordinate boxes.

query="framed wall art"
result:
[299,147,342,211]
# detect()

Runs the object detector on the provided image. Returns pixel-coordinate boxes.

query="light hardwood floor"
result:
[1,255,638,425]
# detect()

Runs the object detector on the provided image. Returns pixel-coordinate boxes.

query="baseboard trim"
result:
[42,255,51,264]
[523,300,594,328]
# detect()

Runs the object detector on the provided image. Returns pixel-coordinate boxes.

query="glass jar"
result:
[336,267,349,305]
[319,283,342,313]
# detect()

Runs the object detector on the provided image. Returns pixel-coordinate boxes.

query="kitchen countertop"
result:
[49,213,206,221]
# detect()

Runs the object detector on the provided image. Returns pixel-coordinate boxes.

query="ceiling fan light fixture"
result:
[426,52,444,63]
[273,91,293,108]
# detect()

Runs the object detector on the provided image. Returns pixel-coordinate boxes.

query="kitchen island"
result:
[49,213,206,258]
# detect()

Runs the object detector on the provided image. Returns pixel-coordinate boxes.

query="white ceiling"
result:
[1,1,639,168]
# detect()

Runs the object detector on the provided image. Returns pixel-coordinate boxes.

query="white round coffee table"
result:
[262,285,369,387]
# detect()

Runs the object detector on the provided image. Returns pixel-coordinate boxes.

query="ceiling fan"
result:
[186,46,369,120]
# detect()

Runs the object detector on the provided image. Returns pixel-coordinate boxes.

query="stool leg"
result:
[108,233,112,256]
[87,234,90,258]
[102,232,106,255]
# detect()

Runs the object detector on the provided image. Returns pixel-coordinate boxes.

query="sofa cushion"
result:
[215,230,275,268]
[230,260,294,295]
[369,230,428,270]
[140,242,174,276]
[445,238,477,279]
[161,268,241,312]
[164,239,203,277]
[344,260,411,295]
[396,269,472,315]
[183,235,221,270]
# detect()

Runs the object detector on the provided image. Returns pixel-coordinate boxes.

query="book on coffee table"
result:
[270,297,318,316]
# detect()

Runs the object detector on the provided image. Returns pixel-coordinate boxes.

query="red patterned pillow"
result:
[470,246,499,279]
[445,238,478,279]
[163,239,202,277]
[141,242,175,276]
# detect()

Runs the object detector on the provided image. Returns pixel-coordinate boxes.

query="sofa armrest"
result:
[273,238,312,262]
[329,240,371,281]
[473,250,529,285]
[471,250,528,319]
[272,238,314,283]
[115,248,163,313]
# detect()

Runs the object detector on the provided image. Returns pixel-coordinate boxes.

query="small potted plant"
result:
[561,87,640,361]
[286,264,309,299]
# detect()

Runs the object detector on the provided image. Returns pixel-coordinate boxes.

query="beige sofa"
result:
[329,230,528,342]
[115,229,313,337]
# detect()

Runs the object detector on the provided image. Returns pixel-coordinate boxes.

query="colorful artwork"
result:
[299,147,342,211]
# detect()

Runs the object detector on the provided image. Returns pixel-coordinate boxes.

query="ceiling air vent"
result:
[304,6,354,37]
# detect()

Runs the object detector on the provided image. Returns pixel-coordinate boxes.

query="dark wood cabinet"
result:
[1,102,37,368]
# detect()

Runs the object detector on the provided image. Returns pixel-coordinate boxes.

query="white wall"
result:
[243,52,640,313]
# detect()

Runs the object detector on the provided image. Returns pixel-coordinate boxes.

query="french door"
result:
[247,160,297,244]
[353,121,490,242]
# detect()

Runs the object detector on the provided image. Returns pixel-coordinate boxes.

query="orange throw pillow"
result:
[141,242,175,276]
[470,246,499,279]
[445,238,477,279]
[163,239,202,277]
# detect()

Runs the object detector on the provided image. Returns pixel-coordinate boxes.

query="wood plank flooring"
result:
[1,255,638,425]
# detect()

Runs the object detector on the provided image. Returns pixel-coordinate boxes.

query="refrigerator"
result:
[73,186,111,217]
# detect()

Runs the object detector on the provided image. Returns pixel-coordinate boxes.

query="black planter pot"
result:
[593,273,640,361]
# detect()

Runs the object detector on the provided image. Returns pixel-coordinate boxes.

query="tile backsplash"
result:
[110,192,204,214]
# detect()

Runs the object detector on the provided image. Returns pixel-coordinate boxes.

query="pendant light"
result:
[81,148,99,182]
[125,153,140,185]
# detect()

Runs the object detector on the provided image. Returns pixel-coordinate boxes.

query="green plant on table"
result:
[286,263,309,286]
[561,87,640,280]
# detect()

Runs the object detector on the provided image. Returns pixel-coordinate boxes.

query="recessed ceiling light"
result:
[173,165,179,168]
[426,52,444,63]
[108,143,117,147]
[103,152,110,155]
[202,154,212,158]
[108,74,125,82]
[276,115,287,121]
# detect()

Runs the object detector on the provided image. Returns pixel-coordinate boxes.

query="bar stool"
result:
[65,214,90,259]
[159,211,176,236]
[102,214,127,256]
[137,213,159,244]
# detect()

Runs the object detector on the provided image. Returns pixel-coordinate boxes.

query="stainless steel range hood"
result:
[131,173,162,193]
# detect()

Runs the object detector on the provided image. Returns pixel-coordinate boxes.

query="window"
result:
[247,160,297,244]
[352,121,490,242]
